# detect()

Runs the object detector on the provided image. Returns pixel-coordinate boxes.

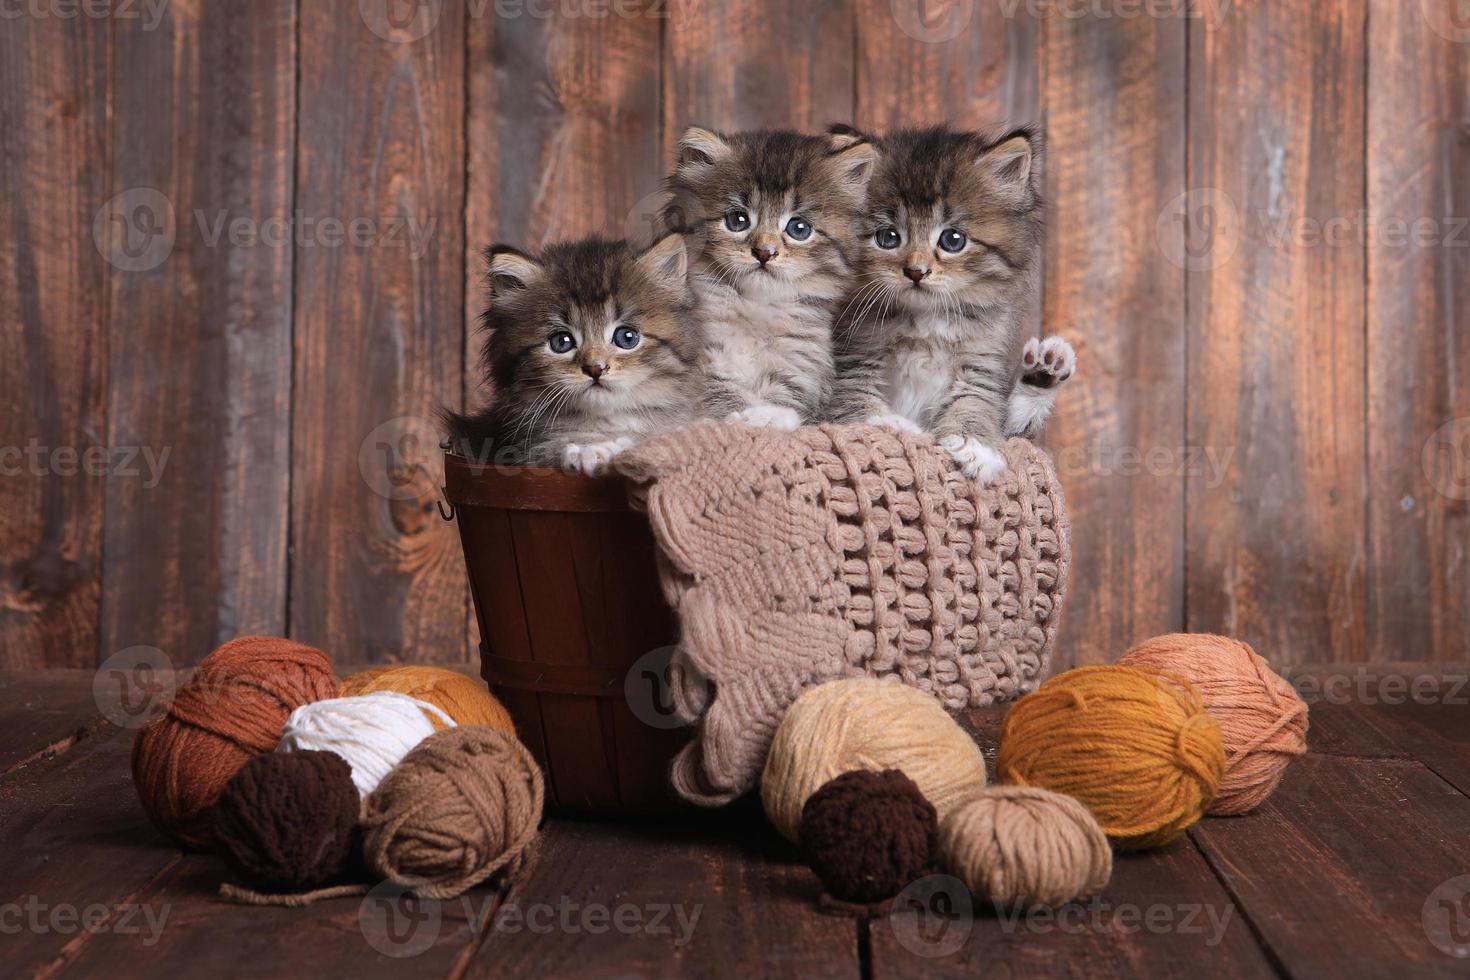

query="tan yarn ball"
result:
[939,785,1112,908]
[1118,633,1308,815]
[761,678,987,843]
[361,725,543,899]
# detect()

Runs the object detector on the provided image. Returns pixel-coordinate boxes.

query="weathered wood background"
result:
[2,0,1466,670]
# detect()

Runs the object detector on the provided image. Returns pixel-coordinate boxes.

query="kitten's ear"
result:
[484,245,543,296]
[636,232,688,285]
[675,126,734,172]
[976,129,1042,197]
[825,133,878,197]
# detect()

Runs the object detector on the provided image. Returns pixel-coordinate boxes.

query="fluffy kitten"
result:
[829,125,1065,482]
[662,127,876,429]
[445,234,701,475]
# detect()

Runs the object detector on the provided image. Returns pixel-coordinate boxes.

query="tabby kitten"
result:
[662,126,876,429]
[445,234,701,475]
[829,125,1062,482]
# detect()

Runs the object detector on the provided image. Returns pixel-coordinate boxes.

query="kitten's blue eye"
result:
[724,210,751,232]
[612,325,641,350]
[547,331,575,354]
[875,227,900,249]
[785,217,812,241]
[939,229,967,253]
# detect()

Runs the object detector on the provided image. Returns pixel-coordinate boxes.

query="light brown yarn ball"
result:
[361,725,544,899]
[761,678,987,843]
[1118,633,1308,815]
[939,785,1112,908]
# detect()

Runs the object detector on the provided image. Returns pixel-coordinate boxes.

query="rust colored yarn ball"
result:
[213,750,359,894]
[1118,633,1308,815]
[361,725,544,899]
[798,769,937,904]
[131,636,337,849]
[338,665,515,734]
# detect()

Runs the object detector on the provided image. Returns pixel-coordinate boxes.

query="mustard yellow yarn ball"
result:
[996,666,1224,850]
[339,666,515,735]
[761,678,988,843]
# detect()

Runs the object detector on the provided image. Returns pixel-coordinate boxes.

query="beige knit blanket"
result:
[615,422,1070,806]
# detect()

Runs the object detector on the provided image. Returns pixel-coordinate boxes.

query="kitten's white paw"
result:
[866,413,925,435]
[1021,336,1076,388]
[561,438,633,476]
[730,404,802,431]
[938,434,1007,484]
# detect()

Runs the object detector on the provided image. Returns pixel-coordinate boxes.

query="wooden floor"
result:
[2,667,1469,979]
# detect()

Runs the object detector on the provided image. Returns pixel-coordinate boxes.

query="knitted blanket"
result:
[615,422,1070,806]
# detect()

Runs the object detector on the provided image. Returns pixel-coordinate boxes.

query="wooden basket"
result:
[443,452,687,815]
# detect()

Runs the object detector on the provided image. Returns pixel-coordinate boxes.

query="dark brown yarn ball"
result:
[798,769,937,904]
[213,750,359,893]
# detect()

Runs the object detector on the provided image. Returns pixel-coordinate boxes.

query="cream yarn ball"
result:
[277,691,454,797]
[939,785,1112,907]
[761,678,987,843]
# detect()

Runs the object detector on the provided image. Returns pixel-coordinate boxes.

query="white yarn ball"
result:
[277,691,454,797]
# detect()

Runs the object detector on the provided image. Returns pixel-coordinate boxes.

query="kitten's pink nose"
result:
[752,244,778,264]
[903,265,930,283]
[582,360,606,380]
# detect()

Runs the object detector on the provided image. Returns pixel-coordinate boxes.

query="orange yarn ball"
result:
[996,666,1224,850]
[131,636,337,849]
[1118,633,1307,815]
[338,666,514,735]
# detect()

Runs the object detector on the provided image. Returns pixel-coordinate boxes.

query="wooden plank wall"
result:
[1,0,1465,670]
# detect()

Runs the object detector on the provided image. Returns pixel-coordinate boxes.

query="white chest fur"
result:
[882,312,964,427]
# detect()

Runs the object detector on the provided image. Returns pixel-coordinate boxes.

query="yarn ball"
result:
[761,678,987,843]
[338,665,514,734]
[1117,633,1308,815]
[213,750,359,893]
[939,785,1112,908]
[996,666,1224,850]
[277,691,453,798]
[131,636,337,849]
[361,725,544,899]
[799,769,936,904]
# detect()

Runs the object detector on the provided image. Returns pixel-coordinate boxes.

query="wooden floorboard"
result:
[1,669,1466,977]
[462,803,861,979]
[1190,753,1470,978]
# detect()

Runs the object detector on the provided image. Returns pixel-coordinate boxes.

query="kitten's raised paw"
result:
[1021,336,1076,389]
[866,413,925,435]
[730,404,802,431]
[938,434,1007,484]
[561,438,632,476]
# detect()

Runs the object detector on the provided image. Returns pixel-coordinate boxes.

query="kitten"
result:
[445,233,701,475]
[828,125,1065,481]
[661,127,876,429]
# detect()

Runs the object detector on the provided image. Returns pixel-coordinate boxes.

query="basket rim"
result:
[443,451,633,512]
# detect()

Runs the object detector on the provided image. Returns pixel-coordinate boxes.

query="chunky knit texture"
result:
[617,422,1069,805]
